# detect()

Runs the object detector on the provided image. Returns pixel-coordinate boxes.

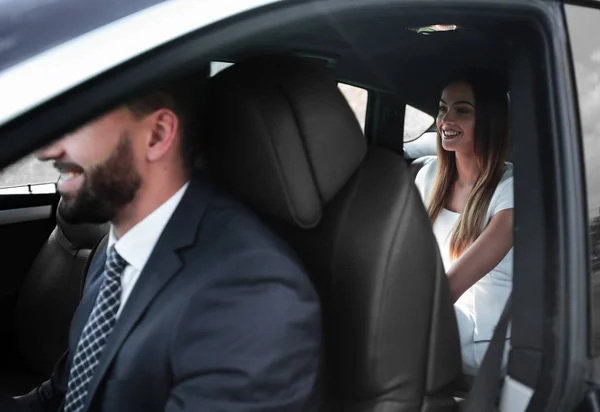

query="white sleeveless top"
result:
[415,158,514,342]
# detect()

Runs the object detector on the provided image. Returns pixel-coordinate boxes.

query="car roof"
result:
[214,6,510,115]
[0,0,282,126]
[0,0,167,73]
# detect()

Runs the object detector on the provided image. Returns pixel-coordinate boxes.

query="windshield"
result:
[0,0,166,73]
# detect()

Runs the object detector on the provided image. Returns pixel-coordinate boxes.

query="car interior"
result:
[0,1,583,411]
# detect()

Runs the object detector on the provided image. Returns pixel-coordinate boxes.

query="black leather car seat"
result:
[206,56,462,411]
[3,200,108,395]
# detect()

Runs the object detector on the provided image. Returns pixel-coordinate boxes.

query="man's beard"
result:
[58,135,142,224]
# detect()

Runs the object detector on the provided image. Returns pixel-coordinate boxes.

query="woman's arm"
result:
[447,208,513,303]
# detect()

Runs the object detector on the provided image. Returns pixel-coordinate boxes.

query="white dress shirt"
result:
[107,181,190,318]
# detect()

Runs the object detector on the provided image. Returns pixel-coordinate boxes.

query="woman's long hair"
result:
[427,69,510,261]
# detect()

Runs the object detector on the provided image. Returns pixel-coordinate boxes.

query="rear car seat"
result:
[2,200,108,395]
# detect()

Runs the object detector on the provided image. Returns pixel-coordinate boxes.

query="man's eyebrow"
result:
[439,98,475,107]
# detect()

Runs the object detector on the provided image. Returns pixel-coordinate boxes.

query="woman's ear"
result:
[146,109,179,163]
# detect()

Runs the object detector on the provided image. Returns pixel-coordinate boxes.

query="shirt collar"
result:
[108,181,190,271]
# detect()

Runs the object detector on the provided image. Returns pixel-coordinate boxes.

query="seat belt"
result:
[461,292,512,412]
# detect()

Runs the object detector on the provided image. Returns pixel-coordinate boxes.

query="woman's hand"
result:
[446,209,513,303]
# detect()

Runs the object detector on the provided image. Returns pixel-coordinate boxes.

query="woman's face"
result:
[437,81,476,154]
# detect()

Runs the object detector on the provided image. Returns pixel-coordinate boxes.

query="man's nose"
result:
[35,140,64,161]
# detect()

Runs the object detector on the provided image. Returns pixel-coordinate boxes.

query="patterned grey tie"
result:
[63,245,127,412]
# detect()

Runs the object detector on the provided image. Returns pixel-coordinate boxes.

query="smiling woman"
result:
[415,68,513,376]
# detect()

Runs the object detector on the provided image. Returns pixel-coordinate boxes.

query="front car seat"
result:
[4,200,108,394]
[206,56,462,411]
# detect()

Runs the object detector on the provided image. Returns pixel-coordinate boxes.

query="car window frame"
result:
[0,1,589,409]
[565,0,600,390]
[0,0,282,127]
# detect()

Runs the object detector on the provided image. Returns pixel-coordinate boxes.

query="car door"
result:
[0,155,59,373]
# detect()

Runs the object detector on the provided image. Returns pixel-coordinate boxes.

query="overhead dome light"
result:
[407,24,459,35]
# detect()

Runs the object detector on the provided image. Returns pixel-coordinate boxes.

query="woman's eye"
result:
[438,106,447,113]
[457,107,472,114]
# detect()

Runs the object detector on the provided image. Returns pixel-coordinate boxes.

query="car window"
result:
[337,83,368,132]
[565,3,600,354]
[403,105,436,159]
[404,104,434,142]
[210,61,234,76]
[0,154,58,193]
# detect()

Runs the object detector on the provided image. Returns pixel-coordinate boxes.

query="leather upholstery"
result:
[6,200,108,394]
[56,209,109,251]
[207,56,462,411]
[206,56,367,229]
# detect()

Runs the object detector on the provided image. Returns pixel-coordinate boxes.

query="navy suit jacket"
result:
[19,173,322,412]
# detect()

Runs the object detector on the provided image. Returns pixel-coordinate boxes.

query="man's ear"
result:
[146,109,179,163]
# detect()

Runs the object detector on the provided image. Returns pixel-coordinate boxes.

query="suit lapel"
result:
[82,172,213,411]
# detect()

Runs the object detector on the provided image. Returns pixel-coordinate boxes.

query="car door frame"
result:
[0,0,590,410]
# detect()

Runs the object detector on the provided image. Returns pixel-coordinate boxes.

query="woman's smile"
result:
[441,127,462,140]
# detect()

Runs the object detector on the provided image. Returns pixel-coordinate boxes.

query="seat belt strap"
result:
[462,292,512,411]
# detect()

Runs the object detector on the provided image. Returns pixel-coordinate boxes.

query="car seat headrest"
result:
[206,56,367,228]
[56,199,109,249]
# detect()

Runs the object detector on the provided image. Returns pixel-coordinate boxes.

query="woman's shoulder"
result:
[488,162,514,215]
[497,161,514,192]
[415,156,439,182]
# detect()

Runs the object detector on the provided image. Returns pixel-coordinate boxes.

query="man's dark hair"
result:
[126,69,208,171]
